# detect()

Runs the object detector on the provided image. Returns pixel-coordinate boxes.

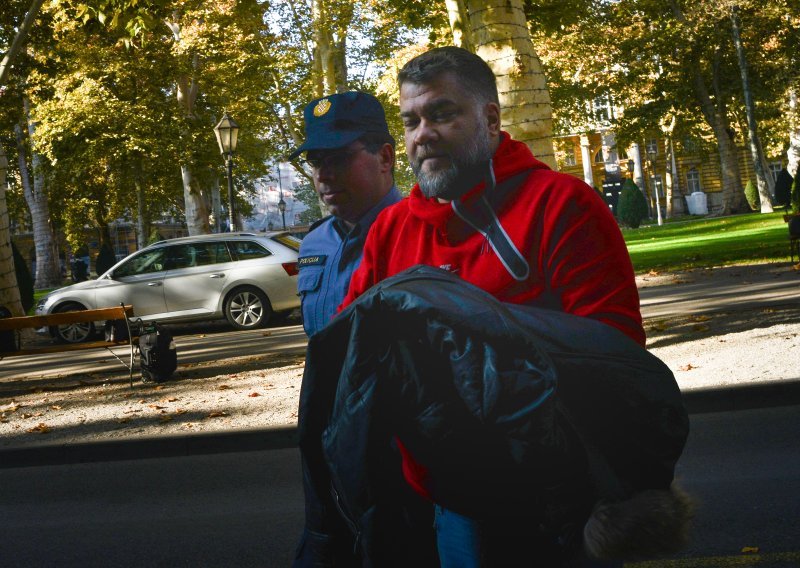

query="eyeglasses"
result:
[304,147,366,171]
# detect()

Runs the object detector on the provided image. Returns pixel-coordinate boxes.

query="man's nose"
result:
[412,119,439,147]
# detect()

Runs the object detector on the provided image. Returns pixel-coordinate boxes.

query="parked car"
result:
[36,232,301,343]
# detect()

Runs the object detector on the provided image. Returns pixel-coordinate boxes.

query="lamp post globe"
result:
[214,112,240,232]
[278,197,287,231]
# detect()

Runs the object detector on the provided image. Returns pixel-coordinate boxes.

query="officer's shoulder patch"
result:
[308,215,332,233]
[298,255,327,267]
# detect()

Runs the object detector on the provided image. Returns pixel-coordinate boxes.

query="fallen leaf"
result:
[690,315,711,322]
[123,409,143,414]
[217,385,231,390]
[148,405,167,410]
[159,415,173,423]
[248,392,261,397]
[207,411,228,418]
[154,386,164,391]
[651,322,670,332]
[741,546,759,554]
[50,405,62,410]
[262,331,272,337]
[20,413,33,419]
[27,423,51,434]
[692,324,710,332]
[118,417,131,424]
[648,270,660,276]
[1,402,21,413]
[161,397,179,403]
[679,364,697,372]
[175,409,188,415]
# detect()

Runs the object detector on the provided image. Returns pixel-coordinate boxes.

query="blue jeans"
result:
[434,505,623,568]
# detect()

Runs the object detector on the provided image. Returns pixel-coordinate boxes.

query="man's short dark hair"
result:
[359,131,395,153]
[397,46,499,106]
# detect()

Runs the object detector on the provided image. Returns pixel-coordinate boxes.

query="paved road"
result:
[4,263,799,382]
[638,263,800,319]
[1,405,798,567]
[0,320,308,381]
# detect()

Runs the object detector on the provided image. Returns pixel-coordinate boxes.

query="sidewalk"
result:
[2,262,800,468]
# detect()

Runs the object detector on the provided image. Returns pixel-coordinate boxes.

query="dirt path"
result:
[2,263,799,451]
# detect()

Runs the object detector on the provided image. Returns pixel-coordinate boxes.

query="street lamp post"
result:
[646,150,664,226]
[213,112,240,232]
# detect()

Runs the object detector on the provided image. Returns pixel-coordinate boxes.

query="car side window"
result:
[168,242,232,269]
[229,241,272,261]
[113,248,167,278]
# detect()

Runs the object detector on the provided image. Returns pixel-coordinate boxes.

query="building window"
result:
[769,162,782,182]
[563,147,576,166]
[594,149,605,163]
[593,96,612,123]
[687,168,701,192]
[645,138,658,155]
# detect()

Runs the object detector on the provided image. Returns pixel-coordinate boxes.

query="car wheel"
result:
[51,303,95,344]
[224,287,271,330]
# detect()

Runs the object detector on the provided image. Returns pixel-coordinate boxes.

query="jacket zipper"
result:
[330,484,362,554]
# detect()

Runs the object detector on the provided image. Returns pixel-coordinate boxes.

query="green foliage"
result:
[617,178,649,228]
[744,179,759,211]
[95,242,116,276]
[792,175,800,214]
[11,241,34,312]
[293,180,323,225]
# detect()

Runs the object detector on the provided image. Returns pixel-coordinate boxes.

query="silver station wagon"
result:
[36,232,301,343]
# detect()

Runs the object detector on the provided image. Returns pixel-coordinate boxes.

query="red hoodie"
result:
[341,132,644,499]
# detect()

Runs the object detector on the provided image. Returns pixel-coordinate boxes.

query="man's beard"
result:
[412,127,492,201]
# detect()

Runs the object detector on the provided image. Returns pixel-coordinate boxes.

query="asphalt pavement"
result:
[3,262,800,468]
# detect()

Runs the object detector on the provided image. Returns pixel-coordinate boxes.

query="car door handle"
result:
[209,273,225,278]
[147,282,163,287]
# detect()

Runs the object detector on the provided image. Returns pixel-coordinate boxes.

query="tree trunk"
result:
[691,64,746,214]
[446,0,474,52]
[462,0,556,169]
[788,86,800,180]
[0,146,24,316]
[0,0,46,85]
[730,5,772,213]
[168,21,211,236]
[15,107,61,289]
[134,168,147,249]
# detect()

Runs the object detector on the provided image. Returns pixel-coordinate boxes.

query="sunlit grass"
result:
[621,211,794,273]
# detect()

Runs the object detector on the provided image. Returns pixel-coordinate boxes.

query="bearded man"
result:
[336,46,645,567]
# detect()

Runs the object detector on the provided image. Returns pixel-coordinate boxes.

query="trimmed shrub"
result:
[11,241,34,313]
[95,243,117,276]
[744,179,759,211]
[617,179,649,228]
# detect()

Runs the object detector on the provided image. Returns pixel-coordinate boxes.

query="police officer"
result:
[290,91,400,336]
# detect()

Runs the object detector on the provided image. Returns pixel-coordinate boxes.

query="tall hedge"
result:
[617,179,649,229]
[11,241,34,313]
[744,179,759,211]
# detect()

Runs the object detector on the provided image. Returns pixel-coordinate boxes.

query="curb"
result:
[3,380,800,469]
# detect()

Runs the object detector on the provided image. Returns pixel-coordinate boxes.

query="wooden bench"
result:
[0,304,139,385]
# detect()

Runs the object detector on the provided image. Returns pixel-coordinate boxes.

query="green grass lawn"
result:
[622,211,795,274]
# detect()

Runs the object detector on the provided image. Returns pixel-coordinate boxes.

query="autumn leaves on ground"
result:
[0,352,306,450]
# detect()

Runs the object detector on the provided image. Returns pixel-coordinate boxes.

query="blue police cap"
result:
[288,91,393,160]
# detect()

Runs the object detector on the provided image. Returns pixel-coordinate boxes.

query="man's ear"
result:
[485,102,501,136]
[378,143,396,173]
